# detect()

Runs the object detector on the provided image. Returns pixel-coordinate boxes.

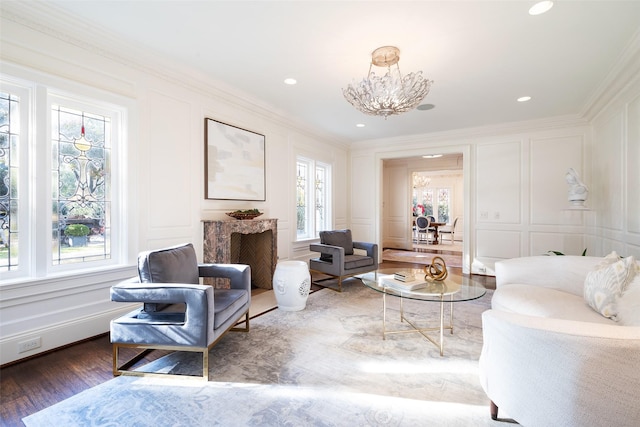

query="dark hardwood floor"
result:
[0,260,495,427]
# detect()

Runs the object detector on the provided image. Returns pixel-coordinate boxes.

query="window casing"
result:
[1,75,125,281]
[296,156,331,240]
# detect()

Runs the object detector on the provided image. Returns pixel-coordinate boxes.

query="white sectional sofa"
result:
[479,255,640,427]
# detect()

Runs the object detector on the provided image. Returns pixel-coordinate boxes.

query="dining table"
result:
[429,222,446,244]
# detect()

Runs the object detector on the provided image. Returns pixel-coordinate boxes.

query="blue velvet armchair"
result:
[309,229,378,292]
[110,243,251,380]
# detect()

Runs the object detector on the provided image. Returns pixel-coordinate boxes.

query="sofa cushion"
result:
[319,229,354,261]
[492,284,614,325]
[584,255,636,320]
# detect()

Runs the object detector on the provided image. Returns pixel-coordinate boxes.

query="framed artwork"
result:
[204,118,266,201]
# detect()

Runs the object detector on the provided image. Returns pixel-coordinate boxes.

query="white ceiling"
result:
[27,1,640,143]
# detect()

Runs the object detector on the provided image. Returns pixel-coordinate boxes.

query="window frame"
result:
[0,70,128,283]
[296,155,332,241]
[0,81,32,280]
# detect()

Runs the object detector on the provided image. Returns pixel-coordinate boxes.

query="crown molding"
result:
[350,114,590,151]
[581,28,640,121]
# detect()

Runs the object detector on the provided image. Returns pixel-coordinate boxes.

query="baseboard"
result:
[0,304,137,366]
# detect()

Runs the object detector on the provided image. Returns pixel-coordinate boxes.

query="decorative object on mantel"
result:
[565,167,589,208]
[343,45,433,118]
[204,118,265,201]
[424,256,448,281]
[226,209,263,220]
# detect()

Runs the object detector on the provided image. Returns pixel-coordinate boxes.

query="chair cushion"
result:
[138,243,200,312]
[344,254,374,270]
[492,284,614,325]
[213,289,249,330]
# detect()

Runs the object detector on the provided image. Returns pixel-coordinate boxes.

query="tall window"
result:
[297,156,331,239]
[0,92,20,271]
[1,75,124,279]
[51,105,111,265]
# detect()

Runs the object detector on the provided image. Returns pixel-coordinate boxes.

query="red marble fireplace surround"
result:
[203,219,277,290]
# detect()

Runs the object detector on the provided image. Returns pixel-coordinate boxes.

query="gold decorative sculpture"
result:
[424,256,448,281]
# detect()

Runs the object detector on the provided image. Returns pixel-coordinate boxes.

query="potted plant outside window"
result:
[64,224,90,247]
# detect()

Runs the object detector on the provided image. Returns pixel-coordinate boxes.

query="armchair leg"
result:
[490,400,498,420]
[232,311,250,332]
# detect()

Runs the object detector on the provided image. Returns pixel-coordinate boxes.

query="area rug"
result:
[383,249,462,268]
[23,283,499,426]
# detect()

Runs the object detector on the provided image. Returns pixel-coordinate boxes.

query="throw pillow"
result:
[320,230,354,255]
[617,274,640,326]
[594,251,621,269]
[584,255,636,320]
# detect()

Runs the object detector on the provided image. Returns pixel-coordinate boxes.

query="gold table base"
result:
[382,292,454,356]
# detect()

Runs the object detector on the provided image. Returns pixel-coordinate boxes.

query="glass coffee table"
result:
[360,268,486,356]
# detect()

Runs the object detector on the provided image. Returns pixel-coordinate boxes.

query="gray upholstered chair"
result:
[309,229,378,292]
[110,243,251,380]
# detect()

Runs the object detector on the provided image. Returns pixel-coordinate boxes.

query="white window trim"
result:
[295,154,333,241]
[1,66,131,284]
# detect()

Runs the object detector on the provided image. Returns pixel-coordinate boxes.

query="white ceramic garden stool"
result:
[272,260,311,311]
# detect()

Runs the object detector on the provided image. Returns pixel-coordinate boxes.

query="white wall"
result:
[0,5,347,365]
[352,125,593,274]
[590,77,640,258]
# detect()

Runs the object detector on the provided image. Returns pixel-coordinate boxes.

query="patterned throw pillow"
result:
[617,274,640,326]
[584,254,636,320]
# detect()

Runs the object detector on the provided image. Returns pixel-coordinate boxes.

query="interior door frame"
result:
[375,145,472,274]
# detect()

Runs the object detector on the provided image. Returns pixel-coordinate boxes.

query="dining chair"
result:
[415,215,434,243]
[439,217,459,244]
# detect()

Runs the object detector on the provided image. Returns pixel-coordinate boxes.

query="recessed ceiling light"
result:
[284,78,297,85]
[529,1,553,16]
[517,96,532,102]
[417,103,436,111]
[422,154,443,159]
[356,123,365,128]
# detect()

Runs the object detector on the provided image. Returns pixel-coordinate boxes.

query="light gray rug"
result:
[23,280,502,426]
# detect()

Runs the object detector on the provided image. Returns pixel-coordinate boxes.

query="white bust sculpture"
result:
[565,168,588,207]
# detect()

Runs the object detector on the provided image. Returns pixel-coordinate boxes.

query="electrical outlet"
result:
[494,211,500,220]
[18,337,41,353]
[480,211,489,219]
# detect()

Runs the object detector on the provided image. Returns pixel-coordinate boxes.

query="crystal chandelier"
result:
[413,173,431,188]
[343,46,433,118]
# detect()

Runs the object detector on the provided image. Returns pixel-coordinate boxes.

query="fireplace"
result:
[203,219,277,289]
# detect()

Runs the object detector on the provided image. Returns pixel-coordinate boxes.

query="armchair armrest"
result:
[111,279,212,305]
[353,241,378,263]
[198,263,251,291]
[110,279,214,325]
[309,243,344,264]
